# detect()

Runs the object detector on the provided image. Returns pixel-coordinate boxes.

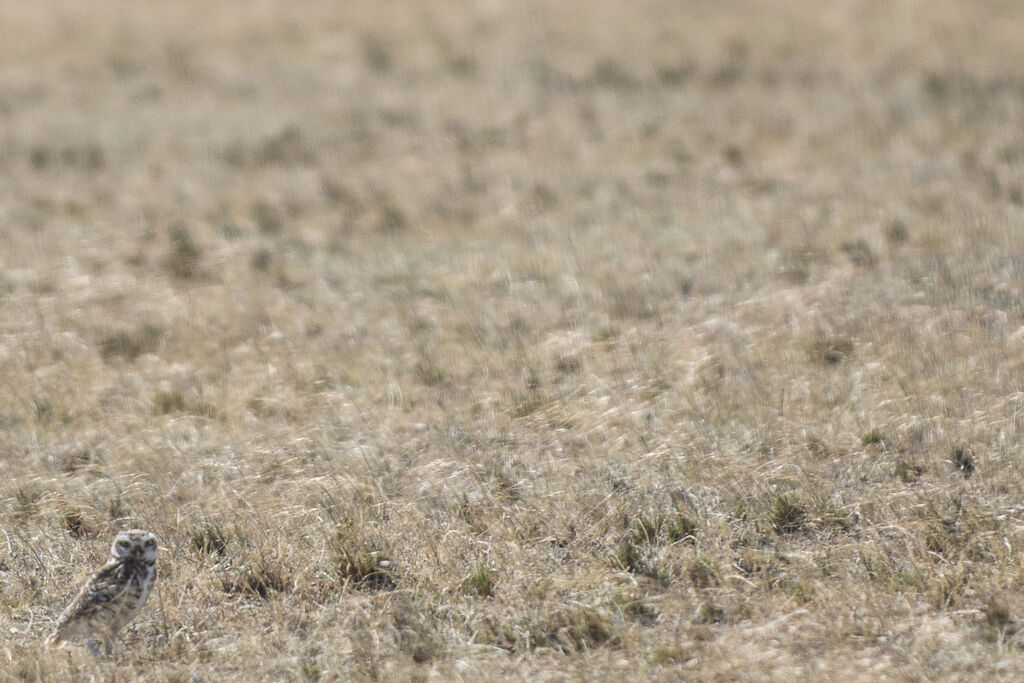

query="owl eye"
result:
[118,540,131,548]
[145,539,155,547]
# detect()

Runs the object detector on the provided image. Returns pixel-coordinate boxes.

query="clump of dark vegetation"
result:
[770,494,807,534]
[895,460,924,483]
[808,335,854,365]
[334,537,397,591]
[375,198,408,233]
[56,443,98,473]
[166,224,202,279]
[531,606,618,653]
[629,513,699,545]
[666,515,700,543]
[840,239,877,267]
[152,387,220,418]
[611,539,667,582]
[860,429,887,446]
[952,446,975,478]
[254,125,317,166]
[222,555,292,598]
[59,507,94,539]
[98,324,165,361]
[886,218,909,244]
[191,524,228,557]
[461,564,494,597]
[474,604,620,654]
[28,142,105,170]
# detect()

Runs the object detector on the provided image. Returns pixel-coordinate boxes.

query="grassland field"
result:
[2,1,1024,680]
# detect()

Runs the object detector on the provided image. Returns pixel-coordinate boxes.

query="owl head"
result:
[110,529,158,563]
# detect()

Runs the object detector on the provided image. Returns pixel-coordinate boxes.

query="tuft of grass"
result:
[666,514,700,543]
[334,539,397,591]
[770,494,807,534]
[106,496,128,520]
[526,606,618,653]
[460,564,494,597]
[299,660,322,683]
[191,524,228,557]
[860,429,887,446]
[222,556,292,598]
[59,507,93,538]
[152,387,220,418]
[631,514,660,545]
[952,446,976,478]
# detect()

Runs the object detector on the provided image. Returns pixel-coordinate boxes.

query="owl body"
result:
[47,529,158,655]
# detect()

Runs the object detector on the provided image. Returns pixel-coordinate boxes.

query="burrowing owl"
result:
[47,529,158,655]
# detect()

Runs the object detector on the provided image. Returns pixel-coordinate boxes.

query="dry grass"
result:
[1,0,1024,679]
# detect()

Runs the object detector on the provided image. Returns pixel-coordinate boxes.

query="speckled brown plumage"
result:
[47,529,158,655]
